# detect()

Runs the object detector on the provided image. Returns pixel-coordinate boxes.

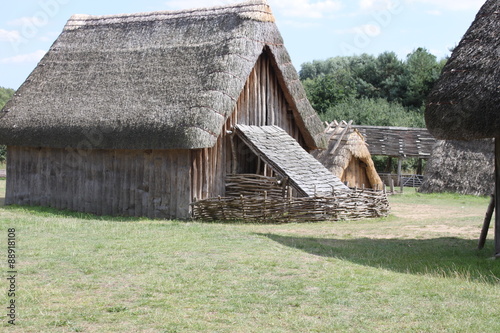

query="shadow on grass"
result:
[260,233,500,283]
[2,204,149,222]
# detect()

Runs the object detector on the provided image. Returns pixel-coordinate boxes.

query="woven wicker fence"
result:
[192,175,390,223]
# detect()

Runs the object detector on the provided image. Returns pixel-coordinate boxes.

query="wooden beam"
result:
[478,194,494,250]
[329,120,352,155]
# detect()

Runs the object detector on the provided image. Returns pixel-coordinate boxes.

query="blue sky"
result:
[0,0,486,89]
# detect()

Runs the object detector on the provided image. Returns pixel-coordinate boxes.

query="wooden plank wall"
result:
[6,146,191,219]
[190,52,307,203]
[341,157,371,189]
[352,125,436,158]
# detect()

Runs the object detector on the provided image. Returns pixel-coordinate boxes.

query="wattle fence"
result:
[192,174,390,223]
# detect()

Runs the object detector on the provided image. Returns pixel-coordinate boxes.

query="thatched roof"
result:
[312,121,383,188]
[425,0,500,140]
[419,139,494,196]
[0,1,324,150]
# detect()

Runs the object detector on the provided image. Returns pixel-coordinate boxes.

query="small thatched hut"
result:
[0,1,346,219]
[312,121,383,189]
[424,0,499,255]
[419,140,494,196]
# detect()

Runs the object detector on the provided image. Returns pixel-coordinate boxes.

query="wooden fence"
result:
[192,174,390,223]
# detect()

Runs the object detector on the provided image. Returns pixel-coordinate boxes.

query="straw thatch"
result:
[419,139,494,196]
[312,121,383,189]
[425,0,500,140]
[0,0,324,150]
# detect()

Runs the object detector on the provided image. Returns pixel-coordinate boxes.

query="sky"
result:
[0,0,486,90]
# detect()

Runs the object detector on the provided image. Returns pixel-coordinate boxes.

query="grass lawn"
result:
[0,180,499,332]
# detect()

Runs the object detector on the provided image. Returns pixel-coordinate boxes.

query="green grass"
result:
[1,180,499,332]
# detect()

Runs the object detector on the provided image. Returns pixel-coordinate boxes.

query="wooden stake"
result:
[478,194,494,250]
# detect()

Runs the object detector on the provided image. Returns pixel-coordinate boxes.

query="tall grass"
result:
[0,180,499,332]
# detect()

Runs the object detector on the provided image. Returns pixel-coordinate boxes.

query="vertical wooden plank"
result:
[121,151,130,216]
[161,150,171,219]
[101,150,111,216]
[30,147,41,207]
[12,147,20,205]
[202,148,209,199]
[148,151,156,218]
[111,150,120,216]
[170,151,178,219]
[151,150,163,218]
[67,148,77,212]
[5,146,14,205]
[70,149,79,212]
[197,150,203,201]
[192,150,199,202]
[140,150,149,218]
[177,151,191,219]
[133,150,141,217]
[96,149,105,216]
[261,55,267,126]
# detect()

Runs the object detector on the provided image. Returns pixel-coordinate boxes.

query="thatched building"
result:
[312,121,383,189]
[424,0,499,255]
[419,140,494,196]
[0,1,351,219]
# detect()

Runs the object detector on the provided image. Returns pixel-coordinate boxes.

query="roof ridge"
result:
[65,0,273,30]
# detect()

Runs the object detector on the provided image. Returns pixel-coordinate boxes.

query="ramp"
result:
[235,125,349,197]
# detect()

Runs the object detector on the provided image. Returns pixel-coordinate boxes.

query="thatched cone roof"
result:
[425,0,500,140]
[419,139,494,196]
[312,121,383,189]
[0,0,324,150]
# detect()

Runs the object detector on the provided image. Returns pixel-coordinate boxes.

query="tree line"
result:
[300,48,446,127]
[0,87,15,164]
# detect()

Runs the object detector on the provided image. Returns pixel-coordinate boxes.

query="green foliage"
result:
[0,86,14,107]
[320,97,425,128]
[404,48,443,108]
[0,87,14,164]
[300,48,446,127]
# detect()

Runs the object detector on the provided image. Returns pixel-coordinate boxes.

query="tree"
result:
[403,48,443,109]
[320,97,425,128]
[302,69,357,114]
[0,87,15,164]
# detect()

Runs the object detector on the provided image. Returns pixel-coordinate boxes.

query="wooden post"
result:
[495,137,500,257]
[478,194,494,250]
[229,134,237,174]
[397,157,402,186]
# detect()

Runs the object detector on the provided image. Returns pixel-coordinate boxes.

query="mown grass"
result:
[0,180,499,332]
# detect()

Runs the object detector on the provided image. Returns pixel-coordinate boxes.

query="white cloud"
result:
[404,0,485,11]
[0,50,46,64]
[335,24,382,37]
[427,10,442,15]
[0,29,21,42]
[269,0,343,18]
[8,16,47,27]
[359,0,396,11]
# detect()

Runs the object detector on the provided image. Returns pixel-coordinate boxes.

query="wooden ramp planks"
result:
[235,125,349,197]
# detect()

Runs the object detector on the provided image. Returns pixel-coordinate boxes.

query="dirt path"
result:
[0,170,5,178]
